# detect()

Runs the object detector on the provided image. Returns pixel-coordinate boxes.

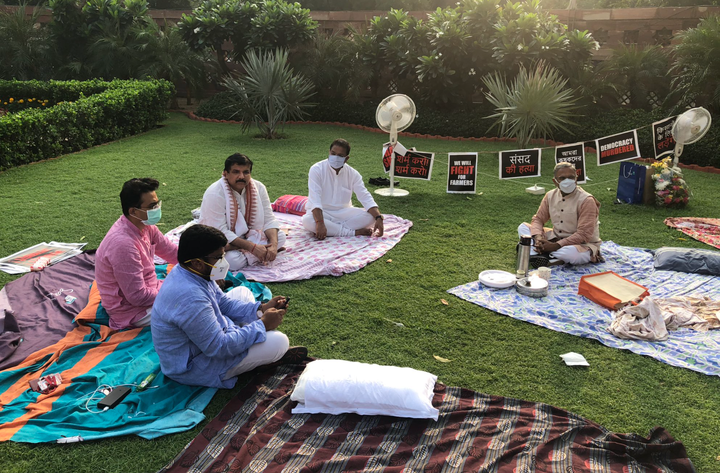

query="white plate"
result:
[478,270,517,289]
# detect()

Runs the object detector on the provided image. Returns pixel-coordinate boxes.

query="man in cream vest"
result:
[199,153,286,271]
[519,162,601,267]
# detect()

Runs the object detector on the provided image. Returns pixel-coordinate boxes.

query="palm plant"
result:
[669,15,720,114]
[605,44,670,110]
[136,23,210,108]
[293,32,355,101]
[0,2,52,80]
[482,62,578,148]
[221,48,315,139]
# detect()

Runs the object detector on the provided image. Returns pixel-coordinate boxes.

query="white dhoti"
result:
[221,286,289,379]
[226,230,287,271]
[302,208,374,237]
[518,223,592,265]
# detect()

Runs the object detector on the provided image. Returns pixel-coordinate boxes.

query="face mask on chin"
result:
[328,154,346,169]
[558,179,577,194]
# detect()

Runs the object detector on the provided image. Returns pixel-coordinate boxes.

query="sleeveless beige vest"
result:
[546,187,601,257]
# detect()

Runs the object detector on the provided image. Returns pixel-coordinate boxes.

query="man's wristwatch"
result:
[375,215,383,220]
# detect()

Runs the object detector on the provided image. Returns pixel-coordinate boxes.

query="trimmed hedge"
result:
[0,79,174,171]
[196,93,720,168]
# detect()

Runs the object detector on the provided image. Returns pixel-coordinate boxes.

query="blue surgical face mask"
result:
[328,154,347,169]
[140,201,162,225]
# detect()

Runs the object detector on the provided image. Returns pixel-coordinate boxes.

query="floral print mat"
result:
[448,241,720,377]
[665,217,720,250]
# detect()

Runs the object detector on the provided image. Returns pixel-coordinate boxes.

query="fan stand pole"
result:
[375,121,409,197]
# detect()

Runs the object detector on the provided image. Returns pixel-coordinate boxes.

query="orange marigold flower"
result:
[19,99,24,103]
[9,98,14,103]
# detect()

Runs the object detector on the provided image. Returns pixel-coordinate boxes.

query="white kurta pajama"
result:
[200,178,286,271]
[302,160,377,237]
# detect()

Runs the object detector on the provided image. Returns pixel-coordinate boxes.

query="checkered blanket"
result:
[158,362,693,473]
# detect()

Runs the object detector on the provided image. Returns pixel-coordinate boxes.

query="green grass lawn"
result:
[1,113,719,472]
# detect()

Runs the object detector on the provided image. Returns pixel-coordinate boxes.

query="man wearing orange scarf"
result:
[199,153,286,271]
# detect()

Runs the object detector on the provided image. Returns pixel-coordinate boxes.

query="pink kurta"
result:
[95,216,178,330]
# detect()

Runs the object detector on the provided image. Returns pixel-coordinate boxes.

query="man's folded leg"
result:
[226,249,248,272]
[222,331,290,379]
[551,245,593,265]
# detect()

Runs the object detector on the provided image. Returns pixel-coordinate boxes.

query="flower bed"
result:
[0,79,174,172]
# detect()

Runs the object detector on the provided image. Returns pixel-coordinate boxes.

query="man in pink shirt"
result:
[95,178,178,330]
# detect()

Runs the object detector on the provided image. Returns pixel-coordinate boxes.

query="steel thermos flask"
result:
[516,236,532,278]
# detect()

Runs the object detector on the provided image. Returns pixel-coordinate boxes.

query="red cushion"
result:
[272,195,308,216]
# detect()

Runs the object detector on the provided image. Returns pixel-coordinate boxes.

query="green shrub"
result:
[0,79,174,171]
[196,93,720,168]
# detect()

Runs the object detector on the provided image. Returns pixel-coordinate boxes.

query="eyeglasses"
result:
[137,200,161,210]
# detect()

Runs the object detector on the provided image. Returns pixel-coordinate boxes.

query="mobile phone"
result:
[98,386,131,409]
[280,297,290,309]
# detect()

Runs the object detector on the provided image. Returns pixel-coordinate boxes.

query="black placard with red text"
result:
[395,150,434,180]
[447,153,478,193]
[595,130,640,166]
[652,117,676,159]
[554,142,587,183]
[499,148,541,179]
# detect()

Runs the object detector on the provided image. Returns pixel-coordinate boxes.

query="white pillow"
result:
[290,360,439,420]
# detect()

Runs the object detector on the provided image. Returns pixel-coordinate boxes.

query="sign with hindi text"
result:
[595,130,640,166]
[395,150,434,180]
[499,148,541,179]
[447,153,478,193]
[652,117,676,159]
[554,142,587,184]
[382,141,408,173]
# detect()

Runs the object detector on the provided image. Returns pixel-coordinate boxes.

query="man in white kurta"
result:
[200,153,286,271]
[518,162,601,267]
[302,139,384,239]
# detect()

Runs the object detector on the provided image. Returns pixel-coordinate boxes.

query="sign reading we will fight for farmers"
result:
[447,153,478,193]
[554,142,587,184]
[595,130,640,166]
[499,149,541,179]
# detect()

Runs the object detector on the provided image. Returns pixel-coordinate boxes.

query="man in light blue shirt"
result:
[151,224,304,388]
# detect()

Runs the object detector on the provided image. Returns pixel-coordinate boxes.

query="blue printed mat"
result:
[448,241,720,377]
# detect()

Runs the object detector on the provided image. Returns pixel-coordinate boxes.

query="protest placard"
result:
[595,130,640,166]
[554,142,587,183]
[382,141,408,173]
[652,117,676,159]
[447,153,478,193]
[499,149,541,179]
[395,150,433,180]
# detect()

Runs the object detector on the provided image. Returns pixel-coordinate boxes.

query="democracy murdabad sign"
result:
[554,142,587,184]
[595,130,640,166]
[499,149,541,179]
[447,153,478,193]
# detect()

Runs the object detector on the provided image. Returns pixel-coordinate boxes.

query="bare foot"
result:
[355,228,373,236]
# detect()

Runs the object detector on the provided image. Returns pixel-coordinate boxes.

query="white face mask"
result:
[328,154,346,169]
[558,179,577,194]
[209,257,230,281]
